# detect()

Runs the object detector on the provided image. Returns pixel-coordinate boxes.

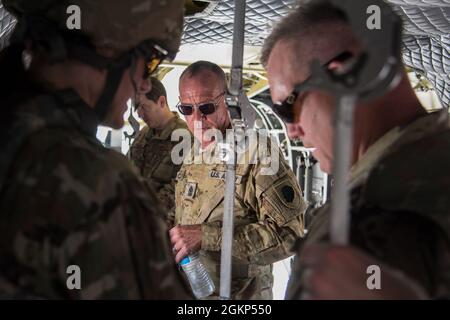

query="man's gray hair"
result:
[180,60,228,91]
[261,0,347,67]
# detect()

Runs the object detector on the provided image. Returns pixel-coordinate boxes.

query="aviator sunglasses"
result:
[177,91,226,116]
[271,51,354,123]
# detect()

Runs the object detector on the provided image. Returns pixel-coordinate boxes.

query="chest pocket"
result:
[176,163,250,225]
[194,185,226,224]
[129,142,145,173]
[194,168,248,225]
[145,141,178,184]
[175,169,191,224]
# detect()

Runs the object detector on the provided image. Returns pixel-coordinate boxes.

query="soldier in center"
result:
[170,61,306,299]
[129,77,191,223]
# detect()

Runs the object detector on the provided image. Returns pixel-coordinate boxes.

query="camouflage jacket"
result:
[287,110,450,299]
[175,133,306,299]
[128,113,190,222]
[0,89,191,299]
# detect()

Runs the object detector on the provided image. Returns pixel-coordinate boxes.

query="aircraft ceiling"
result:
[0,0,448,106]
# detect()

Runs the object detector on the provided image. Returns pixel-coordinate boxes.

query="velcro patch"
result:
[184,182,197,200]
[176,170,185,182]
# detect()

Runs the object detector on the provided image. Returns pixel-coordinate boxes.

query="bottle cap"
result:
[180,256,191,266]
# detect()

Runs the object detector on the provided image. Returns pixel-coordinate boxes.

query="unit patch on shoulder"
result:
[281,185,295,203]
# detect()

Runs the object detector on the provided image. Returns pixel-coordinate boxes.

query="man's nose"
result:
[136,106,143,118]
[286,123,305,140]
[192,107,204,122]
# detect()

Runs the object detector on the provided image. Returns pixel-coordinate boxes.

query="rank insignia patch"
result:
[184,182,197,200]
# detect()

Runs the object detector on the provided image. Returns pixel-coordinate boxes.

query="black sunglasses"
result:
[272,51,354,123]
[177,92,226,116]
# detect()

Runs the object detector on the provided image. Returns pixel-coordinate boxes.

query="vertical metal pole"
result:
[329,95,356,245]
[228,0,245,96]
[220,149,236,299]
[295,155,303,191]
[322,173,329,205]
[220,0,247,300]
[303,153,312,205]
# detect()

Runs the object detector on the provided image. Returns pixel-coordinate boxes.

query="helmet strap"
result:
[64,42,134,121]
[93,54,132,121]
[128,55,141,110]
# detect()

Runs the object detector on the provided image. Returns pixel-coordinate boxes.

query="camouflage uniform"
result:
[287,110,450,299]
[129,113,190,222]
[0,0,190,299]
[0,90,191,299]
[175,134,306,299]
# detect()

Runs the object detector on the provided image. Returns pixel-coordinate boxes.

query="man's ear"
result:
[327,51,354,73]
[158,96,167,109]
[327,61,342,71]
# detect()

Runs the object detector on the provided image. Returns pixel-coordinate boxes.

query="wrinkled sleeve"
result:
[352,210,450,299]
[201,144,306,265]
[1,137,191,299]
[156,178,177,227]
[286,208,450,299]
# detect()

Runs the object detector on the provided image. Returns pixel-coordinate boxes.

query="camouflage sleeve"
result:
[127,126,147,161]
[155,178,177,228]
[1,132,191,299]
[286,208,450,299]
[201,144,306,265]
[285,205,329,299]
[352,209,450,299]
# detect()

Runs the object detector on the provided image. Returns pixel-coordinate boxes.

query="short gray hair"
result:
[180,60,228,91]
[261,0,347,67]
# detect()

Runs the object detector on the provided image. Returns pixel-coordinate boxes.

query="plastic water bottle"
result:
[180,253,215,299]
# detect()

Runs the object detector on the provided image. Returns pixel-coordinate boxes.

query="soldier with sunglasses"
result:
[170,61,306,299]
[0,0,191,299]
[262,1,450,299]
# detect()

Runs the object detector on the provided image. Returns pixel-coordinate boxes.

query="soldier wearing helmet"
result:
[0,0,191,299]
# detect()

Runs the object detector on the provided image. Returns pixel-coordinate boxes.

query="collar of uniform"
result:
[146,112,180,141]
[197,140,219,163]
[0,89,99,192]
[349,110,450,189]
[53,89,99,138]
[200,140,218,154]
[184,139,219,165]
[191,130,261,165]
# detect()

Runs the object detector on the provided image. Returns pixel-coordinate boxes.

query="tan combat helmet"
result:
[3,0,185,119]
